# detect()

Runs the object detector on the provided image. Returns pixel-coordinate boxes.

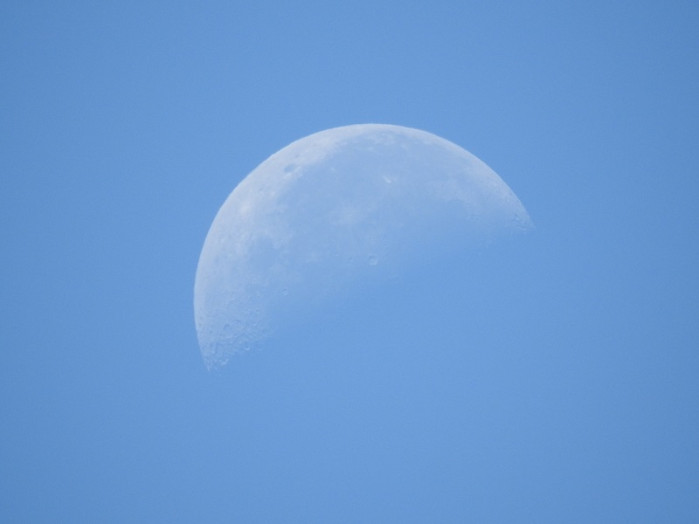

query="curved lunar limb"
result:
[194,124,532,369]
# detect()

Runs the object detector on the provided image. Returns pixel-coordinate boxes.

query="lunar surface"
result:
[194,124,532,369]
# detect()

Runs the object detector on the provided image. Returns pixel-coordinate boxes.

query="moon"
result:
[194,124,532,369]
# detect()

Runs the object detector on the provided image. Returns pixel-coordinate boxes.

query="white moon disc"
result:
[194,124,532,369]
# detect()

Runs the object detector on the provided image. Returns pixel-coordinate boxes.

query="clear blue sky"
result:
[2,2,698,522]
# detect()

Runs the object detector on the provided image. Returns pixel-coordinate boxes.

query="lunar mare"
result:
[194,124,532,369]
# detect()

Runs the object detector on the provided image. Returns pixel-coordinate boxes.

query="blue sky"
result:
[2,1,698,522]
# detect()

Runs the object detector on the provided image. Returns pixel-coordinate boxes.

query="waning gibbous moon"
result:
[194,124,532,369]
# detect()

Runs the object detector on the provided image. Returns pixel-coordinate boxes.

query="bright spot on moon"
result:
[194,124,532,369]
